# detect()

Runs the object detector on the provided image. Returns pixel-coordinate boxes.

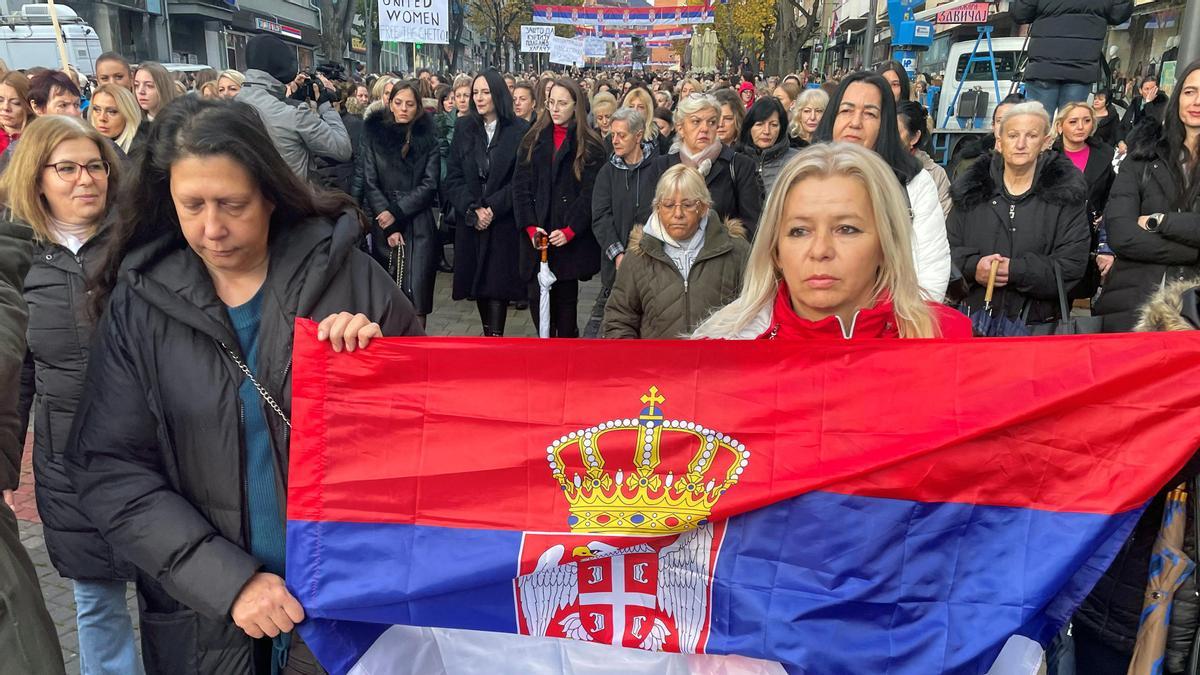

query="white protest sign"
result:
[549,35,585,66]
[583,36,607,58]
[521,25,554,53]
[378,0,448,44]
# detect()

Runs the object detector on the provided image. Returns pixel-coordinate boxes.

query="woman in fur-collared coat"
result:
[361,80,440,322]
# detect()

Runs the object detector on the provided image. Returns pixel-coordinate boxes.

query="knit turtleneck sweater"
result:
[553,123,568,151]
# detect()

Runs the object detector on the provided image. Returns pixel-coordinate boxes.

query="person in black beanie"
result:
[236,34,351,181]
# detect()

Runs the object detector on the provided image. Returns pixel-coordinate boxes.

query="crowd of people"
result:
[1,26,1200,675]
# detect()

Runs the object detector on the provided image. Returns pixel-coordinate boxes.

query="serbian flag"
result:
[286,321,1200,674]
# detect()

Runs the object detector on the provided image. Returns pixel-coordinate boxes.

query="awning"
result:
[169,0,233,20]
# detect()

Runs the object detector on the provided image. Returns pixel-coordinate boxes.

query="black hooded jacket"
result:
[948,151,1090,323]
[15,224,135,582]
[65,211,421,674]
[1094,122,1200,330]
[1010,0,1133,84]
[592,140,660,290]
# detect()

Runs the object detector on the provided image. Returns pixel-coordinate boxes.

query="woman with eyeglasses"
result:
[513,78,606,337]
[603,164,750,338]
[2,115,143,675]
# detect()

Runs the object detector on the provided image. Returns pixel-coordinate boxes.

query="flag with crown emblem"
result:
[285,320,1200,675]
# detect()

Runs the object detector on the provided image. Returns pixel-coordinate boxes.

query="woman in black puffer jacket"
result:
[947,102,1090,327]
[361,80,440,325]
[66,97,422,674]
[6,115,141,674]
[1093,60,1200,332]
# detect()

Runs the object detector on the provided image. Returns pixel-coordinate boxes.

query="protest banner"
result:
[520,25,554,53]
[378,0,449,44]
[583,36,608,58]
[549,35,585,66]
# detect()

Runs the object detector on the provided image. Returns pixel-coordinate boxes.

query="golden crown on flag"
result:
[545,387,750,535]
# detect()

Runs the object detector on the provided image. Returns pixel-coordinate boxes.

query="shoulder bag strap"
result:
[217,341,292,428]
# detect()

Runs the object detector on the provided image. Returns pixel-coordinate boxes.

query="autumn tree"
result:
[466,0,531,68]
[713,0,774,73]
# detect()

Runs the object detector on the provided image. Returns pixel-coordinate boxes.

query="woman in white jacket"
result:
[812,71,951,301]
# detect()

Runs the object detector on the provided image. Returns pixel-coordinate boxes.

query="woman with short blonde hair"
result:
[788,86,827,147]
[591,91,617,136]
[1050,98,1116,300]
[678,78,701,99]
[1053,101,1095,136]
[216,69,244,98]
[694,143,971,339]
[372,75,398,102]
[87,83,143,153]
[604,164,750,338]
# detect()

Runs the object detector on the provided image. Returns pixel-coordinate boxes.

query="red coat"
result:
[757,283,973,340]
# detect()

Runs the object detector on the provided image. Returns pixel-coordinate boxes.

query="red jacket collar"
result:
[759,283,899,340]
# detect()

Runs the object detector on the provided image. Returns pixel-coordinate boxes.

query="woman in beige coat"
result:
[603,164,750,339]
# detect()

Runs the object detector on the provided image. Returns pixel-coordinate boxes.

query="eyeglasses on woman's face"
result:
[657,199,703,214]
[44,160,110,182]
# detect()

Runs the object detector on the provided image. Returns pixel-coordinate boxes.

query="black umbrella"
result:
[967,259,1029,337]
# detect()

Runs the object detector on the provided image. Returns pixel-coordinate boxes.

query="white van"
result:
[0,4,104,75]
[934,36,1028,131]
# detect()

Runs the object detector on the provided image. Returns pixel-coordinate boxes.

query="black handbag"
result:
[1025,263,1106,336]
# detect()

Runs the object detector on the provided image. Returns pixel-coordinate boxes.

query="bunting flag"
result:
[532,4,714,26]
[600,26,694,41]
[285,321,1200,674]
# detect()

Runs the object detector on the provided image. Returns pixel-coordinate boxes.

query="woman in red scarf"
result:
[693,142,970,340]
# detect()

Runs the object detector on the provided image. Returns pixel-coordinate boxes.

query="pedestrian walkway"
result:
[14,269,602,672]
[421,270,601,337]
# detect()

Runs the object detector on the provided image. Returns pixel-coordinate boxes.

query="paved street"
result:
[13,269,600,673]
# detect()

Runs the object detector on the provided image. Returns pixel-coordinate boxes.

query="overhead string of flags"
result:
[530,3,716,27]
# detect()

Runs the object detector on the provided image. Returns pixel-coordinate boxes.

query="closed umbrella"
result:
[964,259,1029,337]
[1128,486,1196,675]
[536,234,555,339]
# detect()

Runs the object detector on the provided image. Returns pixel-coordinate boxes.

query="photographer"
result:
[237,34,351,181]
